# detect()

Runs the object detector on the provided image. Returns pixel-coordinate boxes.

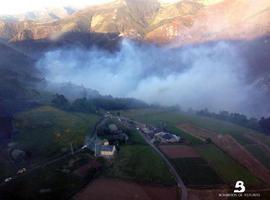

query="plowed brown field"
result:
[75,178,179,200]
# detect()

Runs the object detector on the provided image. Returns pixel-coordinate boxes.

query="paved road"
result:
[135,122,188,200]
[85,116,106,151]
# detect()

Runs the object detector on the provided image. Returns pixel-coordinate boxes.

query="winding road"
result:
[113,116,188,199]
[137,128,188,200]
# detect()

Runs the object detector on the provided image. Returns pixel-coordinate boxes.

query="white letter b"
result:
[234,181,245,193]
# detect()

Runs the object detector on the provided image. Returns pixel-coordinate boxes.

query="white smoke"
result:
[37,39,269,116]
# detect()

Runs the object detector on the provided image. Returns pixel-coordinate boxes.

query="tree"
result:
[51,94,69,110]
[259,117,270,134]
[71,98,96,113]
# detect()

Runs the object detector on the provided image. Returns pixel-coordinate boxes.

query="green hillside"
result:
[14,106,100,160]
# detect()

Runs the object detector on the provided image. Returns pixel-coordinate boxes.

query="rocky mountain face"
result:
[0,0,269,45]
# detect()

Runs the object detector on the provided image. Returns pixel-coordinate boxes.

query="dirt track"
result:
[177,123,270,184]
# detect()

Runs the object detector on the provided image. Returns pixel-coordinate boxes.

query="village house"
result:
[154,132,180,143]
[99,140,116,158]
[100,145,116,158]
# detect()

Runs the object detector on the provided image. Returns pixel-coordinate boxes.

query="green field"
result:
[128,129,147,145]
[107,144,175,185]
[106,129,175,185]
[195,144,261,186]
[14,106,100,159]
[170,157,223,186]
[98,119,175,185]
[167,126,204,145]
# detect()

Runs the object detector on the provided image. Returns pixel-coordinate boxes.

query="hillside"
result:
[0,41,42,117]
[146,0,270,44]
[14,106,100,159]
[0,0,269,45]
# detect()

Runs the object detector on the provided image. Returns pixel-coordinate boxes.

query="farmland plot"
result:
[178,123,270,184]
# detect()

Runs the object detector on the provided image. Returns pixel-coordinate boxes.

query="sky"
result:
[0,0,181,15]
[0,0,112,15]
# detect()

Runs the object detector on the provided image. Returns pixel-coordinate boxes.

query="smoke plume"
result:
[37,39,269,117]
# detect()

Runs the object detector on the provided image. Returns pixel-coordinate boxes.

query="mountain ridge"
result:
[0,0,268,45]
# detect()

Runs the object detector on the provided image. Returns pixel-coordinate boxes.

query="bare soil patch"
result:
[159,145,200,159]
[177,123,270,184]
[74,178,179,200]
[177,123,216,141]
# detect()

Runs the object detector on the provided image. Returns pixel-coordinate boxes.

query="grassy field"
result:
[103,120,175,184]
[14,106,100,160]
[166,126,204,145]
[107,145,175,185]
[195,144,261,186]
[106,129,175,185]
[128,129,147,145]
[170,157,223,186]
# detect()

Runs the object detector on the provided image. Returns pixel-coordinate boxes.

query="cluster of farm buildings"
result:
[92,113,181,159]
[139,126,180,144]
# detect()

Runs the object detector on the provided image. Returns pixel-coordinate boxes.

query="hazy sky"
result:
[0,0,180,15]
[0,0,112,15]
